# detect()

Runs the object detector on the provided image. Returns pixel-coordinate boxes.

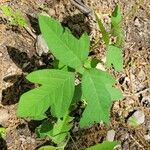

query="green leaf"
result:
[0,5,13,17]
[86,141,118,150]
[72,84,82,104]
[17,69,75,119]
[13,10,27,27]
[128,116,139,127]
[106,85,123,101]
[83,58,101,69]
[0,6,27,27]
[80,69,122,127]
[39,15,90,69]
[111,5,122,27]
[95,13,109,45]
[111,5,124,47]
[52,115,73,144]
[90,58,100,68]
[38,146,58,150]
[37,114,73,145]
[112,27,124,47]
[106,45,123,71]
[0,127,6,138]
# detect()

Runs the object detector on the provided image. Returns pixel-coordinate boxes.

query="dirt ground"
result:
[0,0,150,150]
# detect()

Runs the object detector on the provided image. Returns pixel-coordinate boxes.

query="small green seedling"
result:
[86,141,118,150]
[38,145,63,150]
[0,5,27,27]
[17,5,123,149]
[95,5,124,71]
[128,116,139,127]
[0,127,6,139]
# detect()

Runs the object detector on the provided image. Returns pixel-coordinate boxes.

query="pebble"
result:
[134,18,141,28]
[0,108,9,126]
[96,63,106,71]
[144,134,150,141]
[128,110,145,126]
[106,129,116,141]
[36,34,49,56]
[0,51,3,57]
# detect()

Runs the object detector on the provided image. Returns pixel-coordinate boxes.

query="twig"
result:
[70,0,92,16]
[70,135,79,150]
[130,134,145,150]
[24,26,36,39]
[123,88,150,97]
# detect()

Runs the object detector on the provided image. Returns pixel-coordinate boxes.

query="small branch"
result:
[123,88,150,97]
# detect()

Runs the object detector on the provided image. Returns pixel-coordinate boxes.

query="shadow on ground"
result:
[0,138,7,150]
[2,12,92,105]
[1,12,93,149]
[2,46,53,105]
[62,13,92,38]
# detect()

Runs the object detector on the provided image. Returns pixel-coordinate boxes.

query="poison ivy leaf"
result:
[106,45,123,71]
[52,115,73,144]
[17,69,75,119]
[95,13,109,45]
[83,58,100,69]
[80,68,122,127]
[37,114,73,145]
[111,5,122,27]
[86,141,118,150]
[106,85,123,100]
[39,15,90,70]
[38,146,58,150]
[90,58,100,68]
[111,5,124,47]
[111,26,124,47]
[72,84,82,104]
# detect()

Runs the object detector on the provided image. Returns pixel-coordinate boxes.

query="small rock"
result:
[101,57,106,63]
[138,69,146,81]
[141,96,150,107]
[128,110,145,126]
[134,18,141,27]
[0,51,3,57]
[144,134,150,141]
[36,34,49,56]
[0,108,9,126]
[106,129,116,141]
[96,63,106,71]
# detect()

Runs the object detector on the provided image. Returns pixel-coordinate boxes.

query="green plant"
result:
[0,127,6,139]
[38,141,118,150]
[0,5,27,27]
[86,141,118,150]
[95,5,124,71]
[17,5,123,150]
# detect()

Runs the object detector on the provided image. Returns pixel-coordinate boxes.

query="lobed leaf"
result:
[95,13,109,45]
[39,15,90,70]
[37,114,73,145]
[38,146,58,150]
[111,5,124,47]
[17,69,75,119]
[106,45,123,71]
[80,69,122,127]
[86,141,118,150]
[111,5,122,27]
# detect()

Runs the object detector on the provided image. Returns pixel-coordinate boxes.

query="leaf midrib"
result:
[44,21,82,68]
